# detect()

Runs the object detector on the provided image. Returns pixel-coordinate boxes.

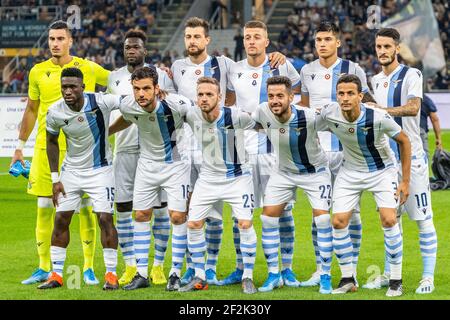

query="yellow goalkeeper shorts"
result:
[27,147,66,197]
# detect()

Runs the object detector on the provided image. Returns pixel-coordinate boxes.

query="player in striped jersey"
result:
[252,76,333,293]
[11,21,108,286]
[364,28,438,294]
[171,17,287,285]
[320,74,411,297]
[38,68,120,290]
[222,20,302,287]
[108,29,175,286]
[109,67,191,291]
[179,77,258,294]
[298,21,375,287]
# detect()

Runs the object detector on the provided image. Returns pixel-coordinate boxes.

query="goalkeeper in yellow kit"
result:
[10,21,110,285]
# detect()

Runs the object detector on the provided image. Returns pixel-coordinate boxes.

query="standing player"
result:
[253,76,333,294]
[320,74,411,297]
[171,17,286,285]
[363,28,438,294]
[10,21,109,286]
[38,68,120,290]
[110,67,191,291]
[223,20,301,287]
[108,29,175,286]
[179,77,258,294]
[298,21,375,286]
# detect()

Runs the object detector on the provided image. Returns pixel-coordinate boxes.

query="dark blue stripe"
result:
[158,100,179,163]
[364,108,385,170]
[210,56,221,82]
[340,59,350,74]
[222,107,242,178]
[293,108,315,173]
[86,94,108,168]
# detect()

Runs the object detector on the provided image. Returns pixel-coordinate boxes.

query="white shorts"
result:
[113,152,139,203]
[264,168,332,211]
[326,151,344,178]
[57,166,114,214]
[398,156,434,221]
[189,174,254,222]
[333,165,398,213]
[250,153,276,208]
[133,158,190,212]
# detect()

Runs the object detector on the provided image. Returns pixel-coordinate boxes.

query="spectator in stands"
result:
[233,28,244,61]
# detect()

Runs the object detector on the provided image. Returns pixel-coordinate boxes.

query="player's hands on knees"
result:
[268,52,286,69]
[52,182,66,207]
[10,149,25,167]
[396,181,409,205]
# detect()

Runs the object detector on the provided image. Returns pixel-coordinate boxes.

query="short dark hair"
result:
[125,29,147,43]
[49,20,71,36]
[131,66,158,86]
[61,67,83,80]
[197,77,220,92]
[336,74,362,93]
[185,17,210,36]
[244,20,268,32]
[266,76,292,92]
[315,20,340,37]
[376,27,400,44]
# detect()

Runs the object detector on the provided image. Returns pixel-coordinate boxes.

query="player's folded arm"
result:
[109,115,132,136]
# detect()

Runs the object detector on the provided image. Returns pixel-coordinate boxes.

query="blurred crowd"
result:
[1,0,449,94]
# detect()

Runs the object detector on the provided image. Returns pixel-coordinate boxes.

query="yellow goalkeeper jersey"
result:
[28,56,110,150]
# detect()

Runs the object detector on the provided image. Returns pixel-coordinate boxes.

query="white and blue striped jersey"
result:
[119,93,191,163]
[252,103,328,174]
[371,64,423,160]
[108,64,176,154]
[46,93,121,171]
[300,58,369,152]
[185,106,254,182]
[227,56,301,155]
[320,102,401,172]
[171,55,234,152]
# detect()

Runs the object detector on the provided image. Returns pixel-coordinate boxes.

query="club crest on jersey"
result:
[238,72,243,79]
[361,127,370,135]
[149,116,155,121]
[181,70,186,76]
[163,115,172,122]
[73,61,79,67]
[384,82,388,88]
[195,69,201,75]
[325,74,331,80]
[293,127,303,136]
[77,116,84,122]
[348,127,355,134]
[208,127,214,134]
[311,74,316,80]
[210,66,218,74]
[279,128,286,134]
[252,73,258,79]
[392,79,402,88]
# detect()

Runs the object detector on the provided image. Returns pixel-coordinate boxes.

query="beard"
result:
[188,46,205,57]
[379,52,396,66]
[127,56,144,67]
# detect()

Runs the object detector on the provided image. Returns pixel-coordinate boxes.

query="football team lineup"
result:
[2,7,449,301]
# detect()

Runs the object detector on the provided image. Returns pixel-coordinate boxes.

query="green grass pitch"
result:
[1,131,449,300]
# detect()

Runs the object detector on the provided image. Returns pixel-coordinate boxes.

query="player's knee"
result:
[98,213,114,230]
[116,201,132,212]
[135,210,152,222]
[188,220,203,229]
[170,211,187,225]
[237,220,252,229]
[381,215,397,228]
[332,214,349,229]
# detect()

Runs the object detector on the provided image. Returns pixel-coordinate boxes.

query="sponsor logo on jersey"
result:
[115,80,120,86]
[37,241,44,247]
[311,74,316,80]
[63,119,69,125]
[46,71,51,77]
[334,123,339,128]
[267,122,271,128]
[179,100,186,105]
[238,72,243,79]
[181,70,186,76]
